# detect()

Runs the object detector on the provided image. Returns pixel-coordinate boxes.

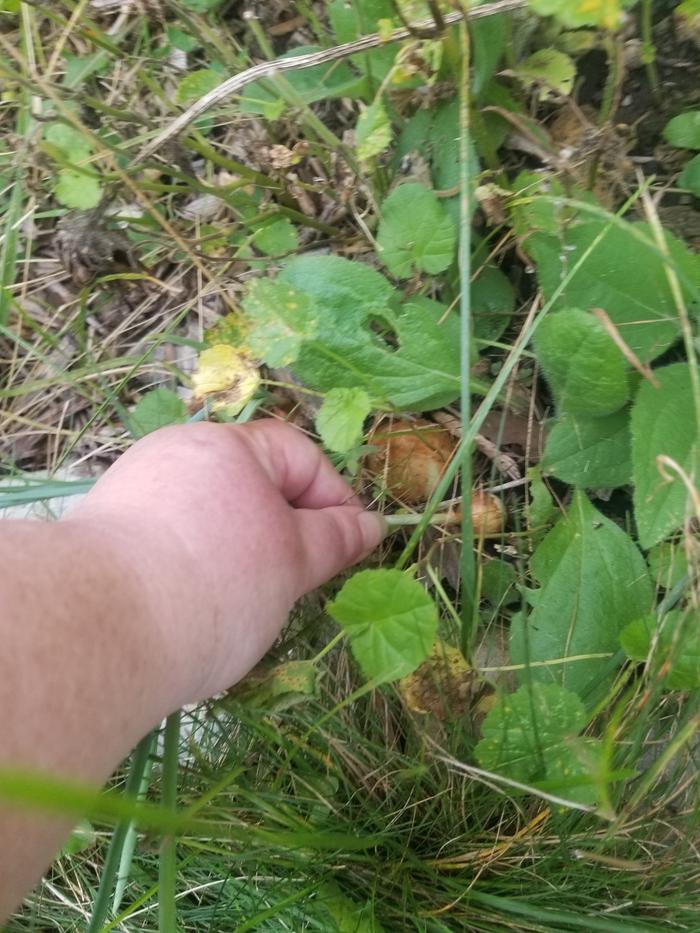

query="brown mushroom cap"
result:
[367,418,456,505]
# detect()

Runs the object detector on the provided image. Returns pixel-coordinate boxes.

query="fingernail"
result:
[358,511,388,551]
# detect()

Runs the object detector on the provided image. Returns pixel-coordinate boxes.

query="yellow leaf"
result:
[192,344,260,415]
[399,640,478,719]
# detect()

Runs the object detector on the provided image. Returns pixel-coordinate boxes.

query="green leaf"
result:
[241,279,318,368]
[54,170,102,210]
[377,183,456,278]
[528,0,632,30]
[480,560,519,606]
[227,659,318,711]
[621,612,700,690]
[130,388,187,438]
[514,49,576,100]
[530,220,699,363]
[632,363,700,548]
[648,542,689,591]
[277,255,467,409]
[472,13,508,98]
[679,153,700,196]
[527,467,557,533]
[316,388,371,454]
[44,121,92,158]
[328,0,396,85]
[316,882,386,933]
[510,492,653,699]
[541,409,632,488]
[472,263,516,342]
[356,99,392,162]
[180,0,223,10]
[166,26,200,52]
[176,68,222,105]
[240,46,362,115]
[252,217,299,257]
[663,111,700,150]
[475,683,600,803]
[60,818,96,857]
[327,569,438,684]
[534,308,629,417]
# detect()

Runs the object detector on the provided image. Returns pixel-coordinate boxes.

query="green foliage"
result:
[472,263,516,341]
[130,388,187,437]
[316,388,371,454]
[176,68,222,104]
[648,543,689,591]
[44,119,102,209]
[377,183,456,278]
[241,279,318,368]
[530,220,699,363]
[514,49,576,100]
[356,100,392,162]
[631,363,700,549]
[240,47,362,116]
[541,410,632,488]
[679,154,700,197]
[528,0,637,30]
[510,492,652,700]
[480,560,518,606]
[262,255,467,409]
[475,683,601,803]
[227,660,318,711]
[621,612,700,690]
[252,217,299,256]
[534,308,629,416]
[663,111,700,150]
[327,569,438,684]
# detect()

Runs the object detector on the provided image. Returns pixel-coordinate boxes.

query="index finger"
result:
[236,419,362,510]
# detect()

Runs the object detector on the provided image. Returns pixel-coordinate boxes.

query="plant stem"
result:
[385,512,459,528]
[86,733,154,933]
[158,711,181,933]
[640,0,660,101]
[458,14,476,659]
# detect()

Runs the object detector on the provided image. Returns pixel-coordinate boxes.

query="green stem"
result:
[312,629,346,663]
[385,512,458,528]
[86,733,154,933]
[458,16,476,659]
[640,0,660,101]
[158,711,181,933]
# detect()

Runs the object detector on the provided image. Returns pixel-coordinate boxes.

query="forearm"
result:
[0,518,177,919]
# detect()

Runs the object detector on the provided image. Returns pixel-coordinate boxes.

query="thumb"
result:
[293,506,386,595]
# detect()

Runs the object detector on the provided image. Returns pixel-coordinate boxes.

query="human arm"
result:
[0,419,384,920]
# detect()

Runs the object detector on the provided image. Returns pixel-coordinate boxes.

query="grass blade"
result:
[158,711,181,932]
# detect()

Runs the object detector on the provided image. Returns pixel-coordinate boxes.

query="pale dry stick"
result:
[592,307,660,388]
[136,0,528,162]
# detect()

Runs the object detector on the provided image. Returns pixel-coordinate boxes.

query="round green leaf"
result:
[131,388,187,438]
[316,387,371,454]
[663,111,700,150]
[679,153,700,196]
[241,279,318,368]
[54,170,102,210]
[327,569,438,684]
[377,183,456,278]
[541,409,632,488]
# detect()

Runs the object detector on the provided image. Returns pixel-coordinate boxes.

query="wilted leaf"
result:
[357,99,392,162]
[541,409,632,488]
[621,611,700,690]
[316,387,371,454]
[131,388,187,437]
[510,492,653,700]
[398,640,477,718]
[632,363,700,548]
[227,659,318,711]
[192,344,260,415]
[242,279,318,368]
[475,683,601,803]
[327,569,438,684]
[529,0,632,30]
[535,308,629,417]
[377,183,456,277]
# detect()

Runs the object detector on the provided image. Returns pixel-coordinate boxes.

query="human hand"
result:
[67,420,385,707]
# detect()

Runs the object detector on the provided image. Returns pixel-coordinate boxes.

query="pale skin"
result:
[0,419,385,921]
